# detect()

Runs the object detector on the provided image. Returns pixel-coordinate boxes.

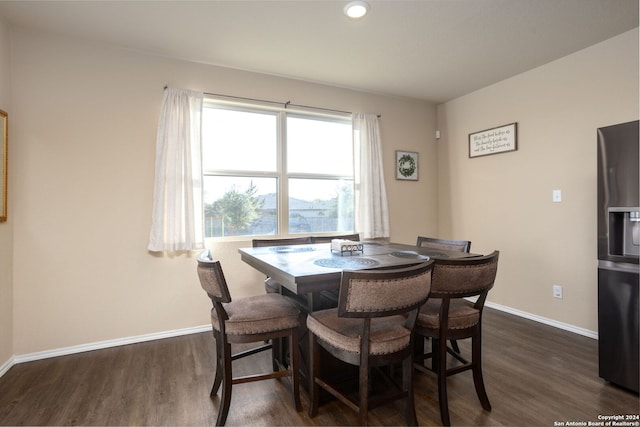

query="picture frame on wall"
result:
[468,122,518,158]
[0,109,6,222]
[396,150,418,181]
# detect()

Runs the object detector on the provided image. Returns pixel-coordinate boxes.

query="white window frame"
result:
[202,98,354,240]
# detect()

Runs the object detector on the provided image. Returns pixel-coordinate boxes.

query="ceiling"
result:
[0,0,637,103]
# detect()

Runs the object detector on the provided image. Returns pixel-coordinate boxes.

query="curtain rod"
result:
[163,86,381,118]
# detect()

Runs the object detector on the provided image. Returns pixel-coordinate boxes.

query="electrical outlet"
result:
[553,285,563,299]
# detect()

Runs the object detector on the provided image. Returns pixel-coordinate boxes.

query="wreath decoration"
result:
[398,154,416,178]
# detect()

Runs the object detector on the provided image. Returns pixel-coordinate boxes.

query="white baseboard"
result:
[485,301,598,340]
[0,303,598,380]
[0,356,14,378]
[1,324,212,378]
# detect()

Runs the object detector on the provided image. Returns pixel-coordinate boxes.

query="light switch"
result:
[553,189,562,203]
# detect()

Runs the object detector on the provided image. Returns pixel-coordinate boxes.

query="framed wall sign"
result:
[469,122,517,158]
[396,150,418,180]
[0,109,6,222]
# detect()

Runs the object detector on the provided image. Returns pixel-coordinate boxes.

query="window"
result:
[202,100,354,238]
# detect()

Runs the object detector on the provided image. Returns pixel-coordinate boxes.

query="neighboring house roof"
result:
[257,194,334,214]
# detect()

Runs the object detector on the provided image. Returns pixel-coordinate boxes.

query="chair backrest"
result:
[197,250,232,303]
[416,236,471,253]
[311,233,360,243]
[337,260,435,318]
[429,251,499,301]
[252,236,312,247]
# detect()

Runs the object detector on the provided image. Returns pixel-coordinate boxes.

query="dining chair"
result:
[307,261,435,426]
[416,236,471,253]
[196,250,302,426]
[413,251,500,426]
[416,236,472,354]
[310,233,360,243]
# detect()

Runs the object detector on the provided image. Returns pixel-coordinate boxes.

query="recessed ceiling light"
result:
[344,1,369,19]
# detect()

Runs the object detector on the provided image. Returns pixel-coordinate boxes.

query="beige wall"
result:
[4,22,636,363]
[437,29,639,332]
[8,28,437,356]
[0,15,13,369]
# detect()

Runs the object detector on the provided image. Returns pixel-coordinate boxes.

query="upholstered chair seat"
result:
[211,293,300,337]
[264,276,281,294]
[417,299,479,331]
[307,311,412,358]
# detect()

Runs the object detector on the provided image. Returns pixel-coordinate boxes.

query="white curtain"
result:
[353,113,390,239]
[148,87,204,252]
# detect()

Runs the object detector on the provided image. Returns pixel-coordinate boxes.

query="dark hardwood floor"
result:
[0,308,637,426]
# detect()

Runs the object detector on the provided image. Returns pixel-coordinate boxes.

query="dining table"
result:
[238,239,481,393]
[239,240,479,311]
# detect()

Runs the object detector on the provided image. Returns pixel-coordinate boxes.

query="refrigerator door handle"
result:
[598,260,640,273]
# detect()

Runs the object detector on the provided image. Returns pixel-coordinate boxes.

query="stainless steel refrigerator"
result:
[597,120,639,393]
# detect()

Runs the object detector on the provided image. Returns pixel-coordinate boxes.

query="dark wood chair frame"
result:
[197,251,302,426]
[310,233,360,243]
[416,235,471,253]
[308,261,435,426]
[413,251,499,426]
[416,236,472,355]
[252,236,313,248]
